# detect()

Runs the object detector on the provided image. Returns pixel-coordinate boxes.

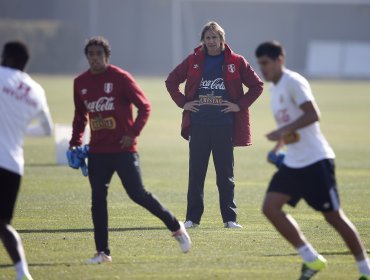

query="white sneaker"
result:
[173,221,191,253]
[224,221,243,228]
[86,251,112,264]
[18,273,33,280]
[184,220,199,228]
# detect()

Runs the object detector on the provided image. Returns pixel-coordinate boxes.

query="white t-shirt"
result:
[0,66,53,175]
[270,68,335,168]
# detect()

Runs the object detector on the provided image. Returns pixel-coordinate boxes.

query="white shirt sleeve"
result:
[288,74,314,106]
[26,96,54,137]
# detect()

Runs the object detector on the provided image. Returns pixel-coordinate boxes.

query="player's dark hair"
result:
[1,41,29,71]
[84,36,111,58]
[255,41,285,60]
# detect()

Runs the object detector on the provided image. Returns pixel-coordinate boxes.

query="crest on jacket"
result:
[104,83,113,94]
[227,64,236,73]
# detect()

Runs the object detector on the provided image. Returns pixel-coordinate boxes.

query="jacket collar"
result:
[193,43,233,58]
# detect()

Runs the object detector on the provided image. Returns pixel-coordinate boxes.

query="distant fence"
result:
[1,0,369,79]
[0,19,82,73]
[306,41,370,79]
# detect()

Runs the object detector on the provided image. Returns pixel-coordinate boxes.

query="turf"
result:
[0,76,369,279]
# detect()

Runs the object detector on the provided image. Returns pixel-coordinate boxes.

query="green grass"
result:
[1,76,370,279]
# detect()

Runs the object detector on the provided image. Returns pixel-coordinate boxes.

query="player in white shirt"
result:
[255,41,370,280]
[0,41,53,280]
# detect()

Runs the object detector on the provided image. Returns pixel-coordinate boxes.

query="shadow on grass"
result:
[264,250,362,257]
[18,226,165,234]
[25,163,59,167]
[0,262,76,268]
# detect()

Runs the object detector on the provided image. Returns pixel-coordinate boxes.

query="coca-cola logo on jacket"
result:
[199,78,225,90]
[84,97,115,112]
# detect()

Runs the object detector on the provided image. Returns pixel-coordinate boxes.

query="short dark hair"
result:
[255,41,285,60]
[84,36,111,58]
[1,41,29,70]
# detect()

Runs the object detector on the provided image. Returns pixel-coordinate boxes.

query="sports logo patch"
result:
[199,77,225,90]
[90,115,116,131]
[104,83,113,94]
[81,89,88,95]
[227,64,236,73]
[84,97,115,112]
[198,93,223,105]
[193,64,199,69]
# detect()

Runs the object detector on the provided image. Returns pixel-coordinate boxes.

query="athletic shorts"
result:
[0,167,21,223]
[267,159,340,212]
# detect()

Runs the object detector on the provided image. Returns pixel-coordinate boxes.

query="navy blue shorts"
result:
[267,159,340,212]
[0,167,21,223]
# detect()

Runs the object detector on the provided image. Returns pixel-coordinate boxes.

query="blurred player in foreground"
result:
[69,37,190,264]
[255,41,370,280]
[0,41,53,280]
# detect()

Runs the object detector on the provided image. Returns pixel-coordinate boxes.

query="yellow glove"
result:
[282,131,300,144]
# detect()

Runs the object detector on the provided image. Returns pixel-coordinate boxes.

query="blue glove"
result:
[268,150,285,168]
[66,147,81,169]
[79,145,89,177]
[80,158,88,176]
[66,145,89,176]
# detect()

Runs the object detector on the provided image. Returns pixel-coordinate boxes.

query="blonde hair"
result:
[200,21,225,50]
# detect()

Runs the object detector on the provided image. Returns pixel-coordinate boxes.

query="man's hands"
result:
[182,100,240,113]
[221,101,240,113]
[120,135,134,149]
[267,101,318,144]
[266,129,300,144]
[266,129,283,142]
[267,139,285,168]
[282,131,300,144]
[66,145,89,176]
[183,101,200,112]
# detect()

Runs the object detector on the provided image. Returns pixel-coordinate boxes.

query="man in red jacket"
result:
[166,22,263,229]
[69,37,190,263]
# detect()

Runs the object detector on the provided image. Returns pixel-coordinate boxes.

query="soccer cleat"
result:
[359,275,370,280]
[173,221,191,253]
[86,251,112,264]
[184,220,199,229]
[224,221,243,228]
[299,254,327,280]
[19,273,33,280]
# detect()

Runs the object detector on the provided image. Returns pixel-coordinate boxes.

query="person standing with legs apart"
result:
[166,22,263,229]
[0,41,54,280]
[69,37,191,263]
[255,41,370,280]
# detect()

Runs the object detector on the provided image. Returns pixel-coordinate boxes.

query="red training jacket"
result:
[69,65,151,153]
[165,44,264,146]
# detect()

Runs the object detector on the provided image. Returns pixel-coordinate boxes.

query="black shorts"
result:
[0,167,21,223]
[267,159,340,212]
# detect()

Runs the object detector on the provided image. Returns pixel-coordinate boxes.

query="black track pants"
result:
[186,124,237,224]
[88,152,180,255]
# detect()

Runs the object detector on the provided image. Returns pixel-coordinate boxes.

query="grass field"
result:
[1,76,369,280]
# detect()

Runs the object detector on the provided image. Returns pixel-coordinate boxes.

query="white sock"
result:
[15,260,29,280]
[297,243,319,263]
[358,258,370,276]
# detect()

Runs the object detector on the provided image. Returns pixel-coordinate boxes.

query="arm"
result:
[123,72,151,137]
[69,82,88,147]
[119,73,151,149]
[26,104,53,137]
[237,57,264,110]
[266,101,320,141]
[165,57,189,109]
